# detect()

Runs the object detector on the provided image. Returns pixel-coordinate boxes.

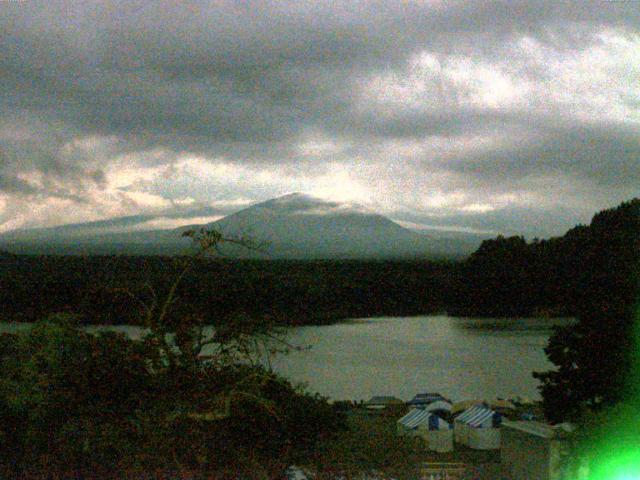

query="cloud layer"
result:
[1,0,638,236]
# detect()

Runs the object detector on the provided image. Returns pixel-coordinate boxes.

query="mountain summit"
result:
[201,193,435,258]
[0,193,477,258]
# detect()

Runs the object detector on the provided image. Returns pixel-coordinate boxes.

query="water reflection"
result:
[271,315,569,402]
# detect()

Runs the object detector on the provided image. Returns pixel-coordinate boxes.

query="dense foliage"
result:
[451,235,577,318]
[0,256,455,326]
[0,231,347,478]
[451,199,638,320]
[0,315,345,478]
[532,199,640,422]
[310,410,426,480]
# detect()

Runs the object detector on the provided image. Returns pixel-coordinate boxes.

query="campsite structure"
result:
[501,420,573,480]
[364,395,404,412]
[454,405,502,450]
[451,399,485,415]
[423,399,453,417]
[397,409,454,452]
[407,392,449,408]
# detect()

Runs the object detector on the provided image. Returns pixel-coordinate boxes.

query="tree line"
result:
[0,256,456,326]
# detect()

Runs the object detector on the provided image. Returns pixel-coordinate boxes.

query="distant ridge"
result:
[0,193,480,259]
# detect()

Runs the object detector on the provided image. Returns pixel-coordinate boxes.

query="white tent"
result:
[397,409,454,452]
[454,406,502,450]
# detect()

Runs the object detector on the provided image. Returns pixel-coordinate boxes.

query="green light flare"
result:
[630,301,640,401]
[574,301,640,480]
[589,450,640,480]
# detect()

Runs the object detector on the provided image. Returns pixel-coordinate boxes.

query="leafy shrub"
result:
[0,315,345,478]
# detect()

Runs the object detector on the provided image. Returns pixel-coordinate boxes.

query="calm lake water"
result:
[0,315,570,403]
[270,315,570,402]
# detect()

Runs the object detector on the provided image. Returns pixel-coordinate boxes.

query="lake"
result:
[270,315,570,402]
[0,315,570,403]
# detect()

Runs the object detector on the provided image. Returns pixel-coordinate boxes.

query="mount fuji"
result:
[0,193,481,258]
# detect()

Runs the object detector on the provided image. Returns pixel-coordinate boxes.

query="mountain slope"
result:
[194,193,436,258]
[0,193,476,258]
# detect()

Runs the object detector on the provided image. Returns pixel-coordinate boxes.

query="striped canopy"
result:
[455,406,501,428]
[398,409,451,430]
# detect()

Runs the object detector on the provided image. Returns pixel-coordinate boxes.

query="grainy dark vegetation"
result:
[0,199,637,478]
[0,315,347,478]
[0,256,457,326]
[0,231,350,479]
[533,198,640,422]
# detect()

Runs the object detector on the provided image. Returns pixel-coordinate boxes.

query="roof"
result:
[366,396,404,405]
[398,409,451,430]
[502,420,574,439]
[455,406,501,428]
[425,400,453,413]
[451,399,485,414]
[407,392,447,405]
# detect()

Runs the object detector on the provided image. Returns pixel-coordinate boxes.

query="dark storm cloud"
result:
[0,121,111,195]
[434,119,640,189]
[0,0,638,233]
[1,0,636,144]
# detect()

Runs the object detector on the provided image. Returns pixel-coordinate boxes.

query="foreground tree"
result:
[0,229,345,478]
[533,199,640,422]
[528,199,640,478]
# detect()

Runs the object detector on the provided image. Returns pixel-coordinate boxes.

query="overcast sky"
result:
[1,0,638,237]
